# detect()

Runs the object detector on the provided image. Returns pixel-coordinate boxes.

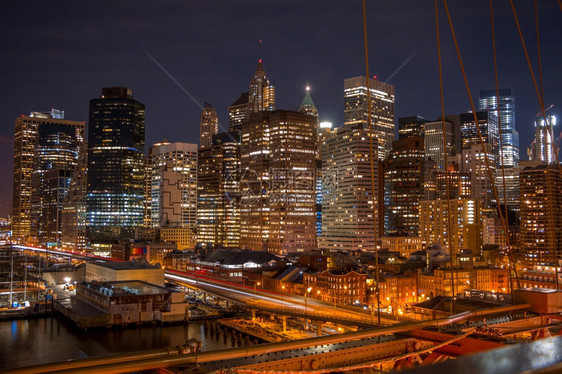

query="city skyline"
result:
[1,1,561,217]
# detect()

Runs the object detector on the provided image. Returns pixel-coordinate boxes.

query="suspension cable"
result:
[442,0,520,291]
[362,0,381,326]
[510,0,561,290]
[434,0,456,313]
[489,0,515,299]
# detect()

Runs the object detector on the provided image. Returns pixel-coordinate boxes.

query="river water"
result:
[0,317,234,371]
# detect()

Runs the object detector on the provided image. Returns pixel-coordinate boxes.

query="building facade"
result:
[199,103,218,149]
[240,110,317,254]
[12,110,84,242]
[86,87,145,244]
[320,126,382,252]
[383,137,425,237]
[344,76,395,159]
[197,132,241,250]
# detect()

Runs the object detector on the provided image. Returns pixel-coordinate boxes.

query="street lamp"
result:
[253,282,260,300]
[304,287,312,312]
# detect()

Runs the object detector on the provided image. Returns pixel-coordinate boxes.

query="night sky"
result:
[1,1,561,217]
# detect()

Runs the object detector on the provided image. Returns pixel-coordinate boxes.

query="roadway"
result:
[12,245,402,326]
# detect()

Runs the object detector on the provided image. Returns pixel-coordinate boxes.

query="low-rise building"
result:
[306,270,367,305]
[85,258,165,286]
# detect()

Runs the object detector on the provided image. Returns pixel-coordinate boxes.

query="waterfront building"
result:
[150,142,198,232]
[12,110,84,241]
[240,110,317,254]
[85,258,164,286]
[344,76,395,159]
[319,126,382,252]
[197,132,241,250]
[86,87,145,244]
[398,115,429,139]
[199,103,218,149]
[383,137,425,237]
[519,162,562,267]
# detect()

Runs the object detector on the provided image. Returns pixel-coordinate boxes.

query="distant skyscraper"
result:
[528,114,558,164]
[320,126,382,252]
[384,137,425,237]
[344,76,395,159]
[247,59,275,117]
[199,103,218,149]
[12,110,84,241]
[240,110,317,254]
[520,162,562,267]
[86,87,145,244]
[461,143,497,207]
[424,120,454,170]
[398,115,429,139]
[150,142,198,230]
[479,89,519,167]
[460,111,499,163]
[228,92,249,133]
[197,132,241,250]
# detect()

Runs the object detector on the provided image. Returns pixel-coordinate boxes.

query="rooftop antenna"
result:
[258,39,263,63]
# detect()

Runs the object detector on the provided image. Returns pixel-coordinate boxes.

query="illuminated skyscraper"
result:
[247,59,275,117]
[344,76,395,159]
[199,103,218,149]
[299,85,318,118]
[319,126,382,252]
[12,110,84,241]
[240,110,317,254]
[197,132,240,250]
[86,87,145,244]
[528,114,558,164]
[520,162,562,267]
[479,89,519,167]
[383,137,425,237]
[460,111,499,162]
[150,142,198,230]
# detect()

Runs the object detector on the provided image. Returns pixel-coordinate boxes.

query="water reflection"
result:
[0,318,235,370]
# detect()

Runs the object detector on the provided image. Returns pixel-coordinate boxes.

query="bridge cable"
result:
[509,0,561,290]
[361,0,382,326]
[489,0,516,299]
[442,0,520,293]
[434,0,456,313]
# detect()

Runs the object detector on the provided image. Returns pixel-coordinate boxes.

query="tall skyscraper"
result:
[398,115,429,139]
[299,85,319,118]
[247,59,275,117]
[344,76,395,159]
[150,142,198,230]
[528,114,558,164]
[199,103,218,149]
[479,89,519,167]
[520,162,562,267]
[228,92,249,133]
[240,110,317,254]
[383,137,425,237]
[86,87,145,244]
[12,110,84,241]
[197,132,241,250]
[320,126,382,252]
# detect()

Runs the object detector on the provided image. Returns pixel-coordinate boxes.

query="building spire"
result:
[299,83,318,117]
